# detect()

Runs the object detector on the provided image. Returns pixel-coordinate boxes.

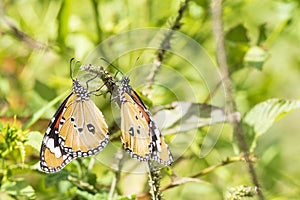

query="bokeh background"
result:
[1,0,300,199]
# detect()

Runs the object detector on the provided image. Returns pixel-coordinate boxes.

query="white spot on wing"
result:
[46,127,51,134]
[46,138,62,158]
[156,140,162,152]
[54,147,62,158]
[62,154,68,160]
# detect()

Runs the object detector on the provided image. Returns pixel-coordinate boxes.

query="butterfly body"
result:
[40,79,109,173]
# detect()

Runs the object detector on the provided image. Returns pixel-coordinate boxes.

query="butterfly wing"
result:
[58,94,109,157]
[120,92,152,161]
[119,77,173,165]
[130,90,173,166]
[40,93,109,173]
[40,94,75,173]
[149,119,173,166]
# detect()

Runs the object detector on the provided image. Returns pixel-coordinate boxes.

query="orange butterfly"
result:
[119,77,173,165]
[40,76,109,173]
[80,63,173,165]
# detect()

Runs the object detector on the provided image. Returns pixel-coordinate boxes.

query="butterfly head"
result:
[72,79,90,101]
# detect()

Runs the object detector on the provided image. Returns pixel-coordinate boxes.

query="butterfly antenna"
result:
[69,58,75,80]
[100,57,124,78]
[69,58,82,80]
[127,56,140,79]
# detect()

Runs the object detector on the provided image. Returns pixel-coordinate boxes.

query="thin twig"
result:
[162,156,256,192]
[144,0,190,94]
[148,161,162,200]
[160,177,205,191]
[143,2,190,199]
[4,18,47,50]
[211,1,264,199]
[191,155,256,178]
[137,155,255,198]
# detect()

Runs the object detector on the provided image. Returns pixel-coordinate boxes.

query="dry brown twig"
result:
[210,0,264,199]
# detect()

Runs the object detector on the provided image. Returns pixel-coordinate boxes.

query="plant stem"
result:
[210,0,264,199]
[144,0,190,94]
[148,161,162,200]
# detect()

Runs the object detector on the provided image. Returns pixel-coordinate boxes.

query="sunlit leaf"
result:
[244,98,300,137]
[154,101,239,135]
[25,131,43,152]
[276,1,296,21]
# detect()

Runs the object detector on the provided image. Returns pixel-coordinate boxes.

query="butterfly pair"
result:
[40,63,173,173]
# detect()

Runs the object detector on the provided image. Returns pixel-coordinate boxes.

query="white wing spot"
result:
[46,138,62,158]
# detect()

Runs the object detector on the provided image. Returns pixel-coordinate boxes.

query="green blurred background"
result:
[1,0,300,199]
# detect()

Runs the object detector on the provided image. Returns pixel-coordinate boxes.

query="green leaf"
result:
[57,0,72,46]
[25,131,43,152]
[225,24,250,71]
[244,46,269,70]
[34,80,56,101]
[257,24,267,45]
[22,91,69,130]
[155,101,235,135]
[45,171,70,187]
[1,180,36,199]
[226,24,249,43]
[244,99,300,150]
[86,171,97,186]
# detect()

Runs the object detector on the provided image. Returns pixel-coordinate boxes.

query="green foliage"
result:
[244,99,300,151]
[0,119,35,199]
[225,185,257,200]
[22,91,69,130]
[244,99,300,136]
[1,179,36,200]
[0,0,300,199]
[0,118,27,162]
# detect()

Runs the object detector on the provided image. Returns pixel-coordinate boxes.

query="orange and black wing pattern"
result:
[40,93,74,173]
[40,79,109,173]
[119,77,173,165]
